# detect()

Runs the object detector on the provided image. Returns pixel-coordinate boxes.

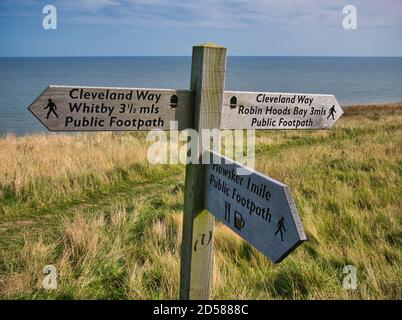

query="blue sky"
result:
[0,0,401,57]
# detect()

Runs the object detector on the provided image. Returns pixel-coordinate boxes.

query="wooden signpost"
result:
[204,151,306,263]
[28,43,343,300]
[222,91,343,130]
[28,86,193,131]
[180,43,226,300]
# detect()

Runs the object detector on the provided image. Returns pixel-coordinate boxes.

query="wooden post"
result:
[179,43,227,300]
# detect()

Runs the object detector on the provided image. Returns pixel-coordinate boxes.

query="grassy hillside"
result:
[0,104,401,299]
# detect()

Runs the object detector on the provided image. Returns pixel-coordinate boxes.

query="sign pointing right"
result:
[221,91,343,129]
[204,152,307,263]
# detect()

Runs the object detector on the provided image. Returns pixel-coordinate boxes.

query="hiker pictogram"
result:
[327,105,336,120]
[44,99,59,119]
[275,217,286,241]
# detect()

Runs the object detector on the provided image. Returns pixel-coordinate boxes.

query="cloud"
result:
[80,0,120,9]
[1,0,401,56]
[2,0,402,29]
[55,0,402,30]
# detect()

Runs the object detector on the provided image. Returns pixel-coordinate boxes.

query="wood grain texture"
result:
[221,91,343,129]
[180,44,227,300]
[204,151,307,263]
[28,86,193,131]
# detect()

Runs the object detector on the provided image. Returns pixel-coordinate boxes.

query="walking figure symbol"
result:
[44,99,59,119]
[275,217,286,241]
[327,105,336,120]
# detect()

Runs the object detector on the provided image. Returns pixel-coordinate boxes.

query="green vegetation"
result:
[0,104,401,299]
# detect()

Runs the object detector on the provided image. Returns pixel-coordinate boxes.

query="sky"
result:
[0,0,401,57]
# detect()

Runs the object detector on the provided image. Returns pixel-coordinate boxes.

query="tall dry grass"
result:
[0,132,147,195]
[0,104,401,299]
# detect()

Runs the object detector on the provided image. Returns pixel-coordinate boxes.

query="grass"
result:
[0,103,401,299]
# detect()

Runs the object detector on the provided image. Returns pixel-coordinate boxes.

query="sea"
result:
[0,56,401,136]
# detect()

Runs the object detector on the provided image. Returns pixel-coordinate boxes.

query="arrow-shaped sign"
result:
[29,86,342,132]
[28,85,194,131]
[222,91,343,129]
[203,151,307,263]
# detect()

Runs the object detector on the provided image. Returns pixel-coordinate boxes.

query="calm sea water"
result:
[1,57,401,135]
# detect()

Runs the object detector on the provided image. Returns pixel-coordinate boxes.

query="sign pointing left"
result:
[28,86,194,131]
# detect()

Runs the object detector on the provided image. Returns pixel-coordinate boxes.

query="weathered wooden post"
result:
[28,42,342,300]
[179,43,227,300]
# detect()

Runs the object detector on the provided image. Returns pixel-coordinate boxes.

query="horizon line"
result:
[1,55,402,59]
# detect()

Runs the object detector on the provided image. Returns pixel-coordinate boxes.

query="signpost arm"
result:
[179,43,227,300]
